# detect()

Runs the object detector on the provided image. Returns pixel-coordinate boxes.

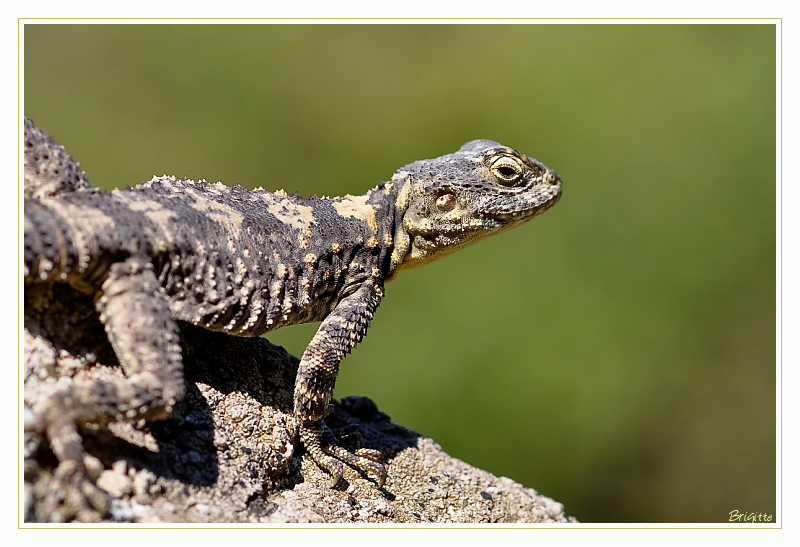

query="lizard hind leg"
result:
[94,255,186,423]
[29,256,185,521]
[30,256,185,433]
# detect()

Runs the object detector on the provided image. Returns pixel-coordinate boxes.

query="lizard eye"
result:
[489,156,524,185]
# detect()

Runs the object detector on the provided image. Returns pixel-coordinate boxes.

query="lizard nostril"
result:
[544,169,562,186]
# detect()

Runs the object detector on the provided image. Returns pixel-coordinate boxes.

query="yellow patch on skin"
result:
[126,199,178,240]
[391,171,409,182]
[384,233,393,246]
[267,280,283,327]
[299,276,312,306]
[332,242,341,253]
[56,198,117,232]
[234,257,248,283]
[304,253,317,272]
[331,194,378,233]
[186,190,245,238]
[260,193,317,236]
[442,209,463,223]
[389,229,410,272]
[49,199,118,275]
[405,216,435,236]
[127,199,165,212]
[393,181,411,210]
[281,295,293,320]
[144,209,178,226]
[367,237,378,247]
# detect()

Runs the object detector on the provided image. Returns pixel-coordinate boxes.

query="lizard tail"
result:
[24,117,93,199]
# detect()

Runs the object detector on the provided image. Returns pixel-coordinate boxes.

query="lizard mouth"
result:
[483,179,562,223]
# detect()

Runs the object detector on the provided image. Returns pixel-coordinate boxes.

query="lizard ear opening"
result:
[435,191,457,212]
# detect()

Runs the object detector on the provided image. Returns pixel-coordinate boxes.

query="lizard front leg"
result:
[294,279,387,487]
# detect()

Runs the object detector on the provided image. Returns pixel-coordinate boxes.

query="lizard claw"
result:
[34,414,111,522]
[300,422,387,487]
[323,445,387,487]
[41,457,110,522]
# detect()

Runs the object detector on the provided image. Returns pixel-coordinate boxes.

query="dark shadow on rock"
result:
[24,284,221,489]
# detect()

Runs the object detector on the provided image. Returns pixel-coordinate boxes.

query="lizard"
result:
[23,117,562,518]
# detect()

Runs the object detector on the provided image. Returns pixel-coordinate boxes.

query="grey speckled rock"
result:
[24,283,576,524]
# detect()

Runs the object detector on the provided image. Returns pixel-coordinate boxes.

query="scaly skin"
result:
[24,117,562,514]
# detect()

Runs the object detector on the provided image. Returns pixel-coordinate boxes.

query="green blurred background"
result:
[23,24,777,523]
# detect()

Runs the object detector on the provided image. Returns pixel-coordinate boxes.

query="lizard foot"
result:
[41,455,110,522]
[33,414,110,522]
[300,422,387,488]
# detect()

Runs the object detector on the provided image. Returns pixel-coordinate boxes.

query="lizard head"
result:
[389,140,562,270]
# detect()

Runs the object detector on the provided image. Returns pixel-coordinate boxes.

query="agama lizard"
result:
[24,117,562,514]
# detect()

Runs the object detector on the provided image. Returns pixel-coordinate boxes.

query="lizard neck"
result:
[369,177,412,282]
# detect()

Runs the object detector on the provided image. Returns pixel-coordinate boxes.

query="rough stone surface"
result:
[24,284,576,523]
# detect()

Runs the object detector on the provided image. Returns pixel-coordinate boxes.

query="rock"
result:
[24,284,575,523]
